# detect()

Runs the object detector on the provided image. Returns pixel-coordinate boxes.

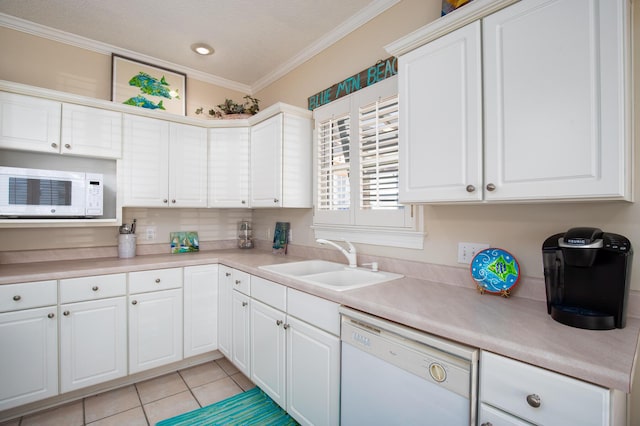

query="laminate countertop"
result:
[1,248,638,393]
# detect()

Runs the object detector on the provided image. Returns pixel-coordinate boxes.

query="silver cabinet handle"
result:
[48,313,55,319]
[486,183,496,192]
[163,199,168,204]
[63,310,70,316]
[480,423,493,426]
[526,393,541,408]
[225,272,231,277]
[241,200,246,204]
[131,300,138,305]
[92,286,99,291]
[466,185,475,193]
[64,143,71,149]
[155,278,161,283]
[171,199,176,204]
[242,301,248,307]
[235,280,241,285]
[51,142,58,149]
[273,198,279,203]
[283,323,290,330]
[276,320,283,326]
[13,295,21,301]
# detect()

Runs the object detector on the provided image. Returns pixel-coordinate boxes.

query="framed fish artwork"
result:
[112,54,186,115]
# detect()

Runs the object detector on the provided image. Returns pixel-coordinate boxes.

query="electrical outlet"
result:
[146,227,156,241]
[457,242,490,264]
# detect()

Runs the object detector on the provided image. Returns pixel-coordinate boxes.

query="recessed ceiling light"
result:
[191,43,214,56]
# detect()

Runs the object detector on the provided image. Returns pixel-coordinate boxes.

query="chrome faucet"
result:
[316,238,357,268]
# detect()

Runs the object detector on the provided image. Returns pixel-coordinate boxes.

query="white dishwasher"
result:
[340,307,478,425]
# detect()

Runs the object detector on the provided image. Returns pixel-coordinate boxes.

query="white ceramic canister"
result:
[118,234,137,258]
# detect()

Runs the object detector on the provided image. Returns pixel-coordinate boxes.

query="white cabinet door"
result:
[59,297,127,392]
[286,315,340,426]
[208,127,250,207]
[250,299,286,408]
[231,290,251,377]
[123,114,170,207]
[217,265,233,359]
[0,92,61,154]
[483,0,630,201]
[129,288,183,374]
[398,21,482,203]
[251,114,283,207]
[0,306,58,411]
[184,265,218,358]
[169,123,208,207]
[61,103,122,158]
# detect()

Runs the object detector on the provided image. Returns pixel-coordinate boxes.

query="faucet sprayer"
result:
[316,238,357,268]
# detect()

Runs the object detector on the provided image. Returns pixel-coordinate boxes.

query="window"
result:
[312,76,423,249]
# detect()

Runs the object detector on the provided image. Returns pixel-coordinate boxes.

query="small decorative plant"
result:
[195,95,260,119]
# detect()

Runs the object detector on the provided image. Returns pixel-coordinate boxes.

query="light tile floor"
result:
[1,358,255,426]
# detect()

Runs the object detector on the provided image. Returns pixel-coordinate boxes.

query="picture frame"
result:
[111,54,186,116]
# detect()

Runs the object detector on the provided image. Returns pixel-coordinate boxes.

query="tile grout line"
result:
[177,370,204,409]
[133,382,151,426]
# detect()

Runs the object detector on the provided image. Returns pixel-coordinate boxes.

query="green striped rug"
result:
[156,387,298,426]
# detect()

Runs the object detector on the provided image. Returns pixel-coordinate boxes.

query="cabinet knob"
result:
[235,280,241,285]
[155,278,161,283]
[12,295,21,301]
[242,301,248,307]
[225,272,231,277]
[64,143,71,149]
[51,142,58,149]
[480,423,493,426]
[466,185,476,193]
[131,300,138,305]
[273,198,279,203]
[241,200,246,204]
[163,199,168,204]
[526,393,541,408]
[276,319,283,326]
[486,183,496,192]
[171,199,176,204]
[283,323,290,330]
[47,313,55,319]
[92,286,99,291]
[63,310,70,316]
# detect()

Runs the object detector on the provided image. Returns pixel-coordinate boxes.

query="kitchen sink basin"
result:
[259,260,403,291]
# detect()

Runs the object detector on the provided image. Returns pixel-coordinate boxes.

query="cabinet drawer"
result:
[0,280,57,312]
[480,351,609,425]
[129,268,182,294]
[231,269,251,295]
[60,273,126,303]
[287,288,340,336]
[479,403,533,426]
[251,276,286,311]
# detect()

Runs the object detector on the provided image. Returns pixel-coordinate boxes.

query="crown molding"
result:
[250,0,401,93]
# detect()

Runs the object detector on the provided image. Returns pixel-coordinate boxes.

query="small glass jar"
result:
[238,220,253,249]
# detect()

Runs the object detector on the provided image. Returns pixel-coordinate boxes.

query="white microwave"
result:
[0,166,103,218]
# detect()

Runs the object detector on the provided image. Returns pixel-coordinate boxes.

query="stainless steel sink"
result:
[259,260,403,291]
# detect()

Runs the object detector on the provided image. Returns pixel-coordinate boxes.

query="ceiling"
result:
[0,0,398,92]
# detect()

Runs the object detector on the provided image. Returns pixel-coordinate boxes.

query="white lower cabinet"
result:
[249,276,340,426]
[217,265,234,358]
[479,351,626,426]
[184,265,219,358]
[129,268,183,374]
[59,274,127,393]
[0,280,58,411]
[231,290,251,377]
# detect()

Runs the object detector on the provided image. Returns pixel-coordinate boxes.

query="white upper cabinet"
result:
[0,92,61,154]
[250,109,312,208]
[123,115,207,207]
[398,21,482,202]
[208,127,250,208]
[393,0,631,203]
[61,103,122,158]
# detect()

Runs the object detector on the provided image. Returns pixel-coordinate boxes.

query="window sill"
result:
[311,224,425,249]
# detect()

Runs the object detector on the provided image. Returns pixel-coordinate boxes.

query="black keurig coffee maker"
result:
[542,227,633,330]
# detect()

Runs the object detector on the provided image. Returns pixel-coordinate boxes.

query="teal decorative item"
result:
[470,248,519,297]
[170,231,199,253]
[272,222,290,254]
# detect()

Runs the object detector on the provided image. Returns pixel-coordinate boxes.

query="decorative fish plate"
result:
[470,248,520,297]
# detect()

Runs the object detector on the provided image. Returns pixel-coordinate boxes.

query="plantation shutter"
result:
[359,95,400,210]
[317,114,351,211]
